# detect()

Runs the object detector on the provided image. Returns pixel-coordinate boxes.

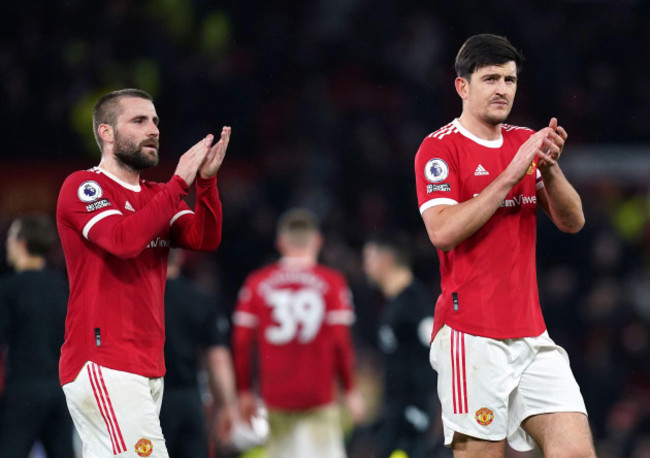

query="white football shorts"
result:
[429,325,587,451]
[63,361,169,457]
[266,403,345,458]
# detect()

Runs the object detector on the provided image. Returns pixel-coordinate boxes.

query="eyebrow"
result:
[482,73,517,82]
[131,115,160,125]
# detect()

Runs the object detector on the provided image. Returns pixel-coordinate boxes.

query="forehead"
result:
[116,97,157,120]
[473,61,518,78]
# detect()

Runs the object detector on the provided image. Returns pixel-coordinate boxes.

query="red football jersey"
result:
[57,167,222,385]
[232,258,356,411]
[415,119,546,340]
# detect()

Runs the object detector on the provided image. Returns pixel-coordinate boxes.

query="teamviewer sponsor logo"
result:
[500,194,537,208]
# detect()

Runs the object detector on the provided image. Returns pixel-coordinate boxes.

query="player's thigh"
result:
[521,412,594,457]
[63,361,168,457]
[430,326,520,446]
[450,432,506,458]
[297,405,345,458]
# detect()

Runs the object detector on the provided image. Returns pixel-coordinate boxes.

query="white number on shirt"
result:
[265,288,325,344]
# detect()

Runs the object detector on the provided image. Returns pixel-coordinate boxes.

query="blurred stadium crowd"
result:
[1,0,650,456]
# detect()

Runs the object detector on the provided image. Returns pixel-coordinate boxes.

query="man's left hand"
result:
[200,126,231,178]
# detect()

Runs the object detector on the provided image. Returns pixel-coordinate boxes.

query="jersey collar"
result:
[453,119,503,149]
[95,167,142,192]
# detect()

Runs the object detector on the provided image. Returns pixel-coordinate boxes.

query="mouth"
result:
[141,141,159,151]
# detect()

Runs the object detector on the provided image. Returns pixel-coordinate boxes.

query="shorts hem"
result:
[442,416,506,446]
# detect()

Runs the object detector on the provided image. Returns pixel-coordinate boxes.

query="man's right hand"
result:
[504,127,559,185]
[173,135,213,186]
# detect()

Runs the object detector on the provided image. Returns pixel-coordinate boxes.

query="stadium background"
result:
[1,1,649,456]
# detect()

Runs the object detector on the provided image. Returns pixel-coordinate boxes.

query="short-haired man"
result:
[362,232,439,458]
[0,215,73,457]
[232,208,365,458]
[57,88,230,457]
[414,35,595,457]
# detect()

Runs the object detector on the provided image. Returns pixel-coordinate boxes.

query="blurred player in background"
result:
[0,215,74,457]
[414,34,595,457]
[56,88,230,457]
[362,232,441,458]
[161,249,238,457]
[232,208,365,458]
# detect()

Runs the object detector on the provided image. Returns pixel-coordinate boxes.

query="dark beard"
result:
[114,134,159,171]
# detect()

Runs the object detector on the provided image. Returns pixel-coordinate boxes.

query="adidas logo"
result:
[474,164,489,176]
[125,201,135,212]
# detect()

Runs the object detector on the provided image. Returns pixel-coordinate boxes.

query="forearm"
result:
[331,326,356,391]
[424,171,518,252]
[540,165,584,233]
[172,176,223,251]
[206,347,238,408]
[89,176,188,259]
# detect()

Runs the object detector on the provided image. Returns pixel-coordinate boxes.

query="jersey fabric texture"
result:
[232,259,357,411]
[414,119,546,340]
[56,166,222,385]
[0,269,74,457]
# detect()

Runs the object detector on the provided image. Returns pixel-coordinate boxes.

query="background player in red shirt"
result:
[415,35,595,457]
[56,88,230,457]
[232,208,365,458]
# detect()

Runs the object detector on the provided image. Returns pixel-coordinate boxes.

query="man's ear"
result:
[98,124,114,145]
[455,76,469,101]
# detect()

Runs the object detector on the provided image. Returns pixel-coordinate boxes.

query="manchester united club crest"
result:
[526,162,536,175]
[135,438,153,457]
[475,407,494,426]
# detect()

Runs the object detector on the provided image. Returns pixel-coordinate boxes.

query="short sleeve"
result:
[414,136,460,215]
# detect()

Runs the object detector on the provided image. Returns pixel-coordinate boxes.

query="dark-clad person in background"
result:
[0,215,74,457]
[363,232,444,458]
[161,248,238,458]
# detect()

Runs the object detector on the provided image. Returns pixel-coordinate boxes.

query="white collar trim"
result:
[95,167,141,192]
[453,119,503,148]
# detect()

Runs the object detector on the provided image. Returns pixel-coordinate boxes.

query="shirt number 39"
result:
[264,288,325,344]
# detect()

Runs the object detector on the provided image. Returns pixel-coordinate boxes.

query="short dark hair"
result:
[13,214,57,257]
[366,231,412,268]
[455,34,524,80]
[92,88,153,151]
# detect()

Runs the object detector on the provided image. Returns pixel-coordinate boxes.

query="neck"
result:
[380,268,413,299]
[280,252,318,267]
[14,255,46,272]
[99,154,140,186]
[457,113,502,141]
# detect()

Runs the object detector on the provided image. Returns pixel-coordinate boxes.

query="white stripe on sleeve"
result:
[419,198,458,215]
[170,210,194,227]
[233,311,259,328]
[326,310,356,326]
[82,210,123,239]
